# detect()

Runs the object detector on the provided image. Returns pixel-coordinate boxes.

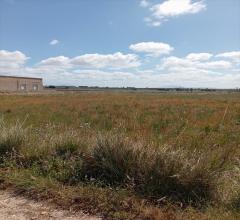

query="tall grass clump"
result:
[219,159,240,211]
[81,134,142,185]
[141,146,228,205]
[54,132,84,157]
[0,118,26,162]
[230,166,240,211]
[43,133,86,184]
[18,130,93,184]
[81,133,232,206]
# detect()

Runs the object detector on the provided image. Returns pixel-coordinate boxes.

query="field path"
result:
[0,190,101,220]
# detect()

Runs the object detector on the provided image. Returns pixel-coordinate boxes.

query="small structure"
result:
[0,75,43,92]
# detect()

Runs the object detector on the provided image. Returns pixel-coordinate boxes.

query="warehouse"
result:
[0,75,43,92]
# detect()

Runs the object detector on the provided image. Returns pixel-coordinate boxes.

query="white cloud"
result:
[216,51,240,63]
[129,42,174,56]
[0,50,29,74]
[49,39,59,45]
[0,50,29,67]
[1,49,239,89]
[151,0,206,18]
[39,56,71,67]
[150,70,240,89]
[73,69,137,81]
[35,56,73,75]
[36,52,140,71]
[71,52,140,69]
[142,0,206,26]
[155,54,239,88]
[160,56,193,69]
[140,0,150,8]
[203,60,232,69]
[161,56,232,70]
[186,53,212,61]
[76,68,238,89]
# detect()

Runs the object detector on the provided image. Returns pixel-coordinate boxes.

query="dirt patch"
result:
[0,190,101,220]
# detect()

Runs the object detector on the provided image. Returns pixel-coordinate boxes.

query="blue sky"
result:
[0,0,240,88]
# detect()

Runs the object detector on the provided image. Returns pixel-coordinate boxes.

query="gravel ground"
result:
[0,190,101,220]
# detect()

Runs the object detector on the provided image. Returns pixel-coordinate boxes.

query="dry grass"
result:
[0,92,239,219]
[0,117,26,162]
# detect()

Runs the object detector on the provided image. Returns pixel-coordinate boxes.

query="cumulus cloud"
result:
[129,42,174,56]
[149,70,240,89]
[156,54,239,88]
[161,56,232,70]
[72,68,238,89]
[39,56,71,68]
[216,51,240,63]
[0,50,29,67]
[0,50,29,74]
[49,39,59,45]
[71,52,140,69]
[186,53,213,61]
[1,49,239,89]
[151,0,206,18]
[203,60,232,69]
[34,56,73,75]
[39,56,69,65]
[142,0,206,26]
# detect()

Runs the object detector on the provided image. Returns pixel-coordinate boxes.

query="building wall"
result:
[0,76,43,92]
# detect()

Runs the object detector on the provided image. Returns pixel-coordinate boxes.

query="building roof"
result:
[0,75,42,80]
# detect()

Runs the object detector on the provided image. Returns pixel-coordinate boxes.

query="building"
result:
[0,75,43,92]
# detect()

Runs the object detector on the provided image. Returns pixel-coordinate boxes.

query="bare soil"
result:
[0,190,101,220]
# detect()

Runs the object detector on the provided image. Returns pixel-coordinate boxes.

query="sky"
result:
[0,0,240,88]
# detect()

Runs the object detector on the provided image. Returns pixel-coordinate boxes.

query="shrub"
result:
[131,145,227,206]
[81,133,231,206]
[81,134,142,185]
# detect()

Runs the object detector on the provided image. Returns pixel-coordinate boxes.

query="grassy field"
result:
[0,92,239,219]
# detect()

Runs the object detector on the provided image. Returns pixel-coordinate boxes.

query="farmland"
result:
[0,91,240,219]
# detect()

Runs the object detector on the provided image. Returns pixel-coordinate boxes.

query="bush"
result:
[131,145,226,206]
[81,134,141,185]
[81,133,231,206]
